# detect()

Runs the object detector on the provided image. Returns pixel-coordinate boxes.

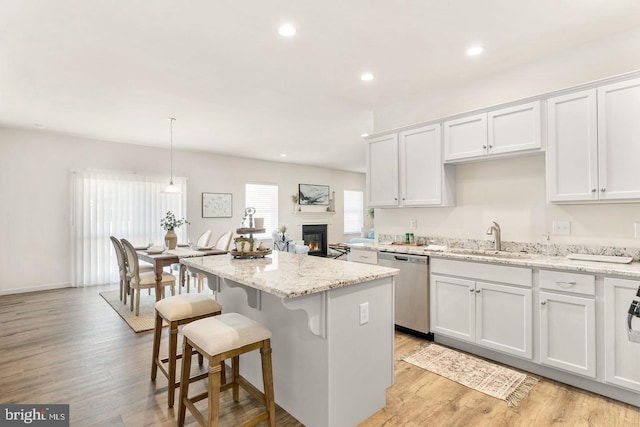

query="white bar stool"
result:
[151,294,223,408]
[177,313,276,427]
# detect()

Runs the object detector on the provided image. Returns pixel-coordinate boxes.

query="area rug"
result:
[402,343,538,407]
[99,290,157,333]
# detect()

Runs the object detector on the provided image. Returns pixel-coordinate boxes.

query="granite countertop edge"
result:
[349,243,640,278]
[180,254,399,299]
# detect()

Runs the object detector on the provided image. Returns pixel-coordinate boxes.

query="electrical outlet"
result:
[552,220,571,236]
[359,302,369,325]
[635,222,640,238]
[409,219,417,229]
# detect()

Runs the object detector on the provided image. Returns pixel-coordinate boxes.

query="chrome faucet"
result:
[486,221,502,251]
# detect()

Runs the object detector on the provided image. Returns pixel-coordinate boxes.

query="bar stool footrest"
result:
[237,376,267,406]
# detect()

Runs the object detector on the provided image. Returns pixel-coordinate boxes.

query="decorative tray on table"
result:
[231,249,272,259]
[236,227,266,235]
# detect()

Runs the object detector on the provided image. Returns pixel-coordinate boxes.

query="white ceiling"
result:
[2,1,640,172]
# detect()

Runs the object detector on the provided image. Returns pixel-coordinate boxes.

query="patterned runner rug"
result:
[402,343,538,407]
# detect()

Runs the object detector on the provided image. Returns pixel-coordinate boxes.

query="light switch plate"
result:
[552,220,571,236]
[359,302,369,325]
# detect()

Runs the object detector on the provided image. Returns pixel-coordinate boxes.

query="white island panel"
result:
[182,252,398,427]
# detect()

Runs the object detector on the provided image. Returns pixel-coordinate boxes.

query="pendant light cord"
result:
[169,117,176,184]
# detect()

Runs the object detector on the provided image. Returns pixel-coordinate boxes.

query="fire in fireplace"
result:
[302,224,328,257]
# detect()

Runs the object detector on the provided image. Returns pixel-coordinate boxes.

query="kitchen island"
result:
[181,251,399,427]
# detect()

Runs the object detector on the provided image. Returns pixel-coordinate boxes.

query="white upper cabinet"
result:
[488,101,541,155]
[399,124,453,206]
[444,101,541,162]
[546,89,599,202]
[597,78,640,200]
[367,124,454,208]
[443,113,487,161]
[547,78,640,203]
[366,134,398,206]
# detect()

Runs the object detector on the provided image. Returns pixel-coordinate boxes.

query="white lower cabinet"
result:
[538,269,597,378]
[431,259,532,359]
[475,281,532,359]
[539,291,596,377]
[604,277,640,392]
[431,275,475,342]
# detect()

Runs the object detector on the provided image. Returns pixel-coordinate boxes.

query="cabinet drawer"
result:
[540,270,595,296]
[350,249,378,265]
[430,258,532,287]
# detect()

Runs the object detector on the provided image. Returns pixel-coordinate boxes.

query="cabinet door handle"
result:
[556,280,577,288]
[469,288,475,293]
[601,188,606,192]
[541,301,547,305]
[475,289,481,293]
[591,188,597,193]
[482,145,487,149]
[489,145,493,148]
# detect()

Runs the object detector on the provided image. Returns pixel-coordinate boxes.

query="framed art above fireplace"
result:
[299,184,329,205]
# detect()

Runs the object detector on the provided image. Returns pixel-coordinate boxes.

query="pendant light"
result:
[162,117,181,194]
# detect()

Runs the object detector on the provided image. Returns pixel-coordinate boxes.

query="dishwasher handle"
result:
[379,251,428,264]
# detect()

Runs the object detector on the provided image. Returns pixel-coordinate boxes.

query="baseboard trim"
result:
[0,282,72,296]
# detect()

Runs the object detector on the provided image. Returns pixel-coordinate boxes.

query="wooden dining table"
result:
[136,246,227,301]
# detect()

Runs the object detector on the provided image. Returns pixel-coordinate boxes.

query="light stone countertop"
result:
[349,242,640,279]
[181,251,399,299]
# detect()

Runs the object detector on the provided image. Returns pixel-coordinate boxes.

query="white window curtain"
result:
[245,183,278,238]
[71,170,187,287]
[344,190,364,234]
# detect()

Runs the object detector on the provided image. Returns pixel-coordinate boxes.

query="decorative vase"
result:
[236,241,252,252]
[164,229,178,249]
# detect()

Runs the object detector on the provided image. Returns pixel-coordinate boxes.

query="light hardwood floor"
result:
[0,285,638,426]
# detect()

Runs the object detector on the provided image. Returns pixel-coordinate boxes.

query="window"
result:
[71,170,187,286]
[245,183,278,238]
[344,190,364,234]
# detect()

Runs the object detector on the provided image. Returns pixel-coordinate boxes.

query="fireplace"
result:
[302,224,328,257]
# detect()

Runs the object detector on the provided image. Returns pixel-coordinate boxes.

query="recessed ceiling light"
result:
[466,45,483,56]
[33,123,46,129]
[361,133,369,138]
[361,73,375,82]
[278,24,296,37]
[280,153,287,158]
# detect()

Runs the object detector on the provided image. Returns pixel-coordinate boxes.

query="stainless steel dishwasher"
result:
[378,251,431,337]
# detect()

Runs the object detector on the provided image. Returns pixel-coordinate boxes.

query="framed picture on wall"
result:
[298,184,330,205]
[202,192,232,218]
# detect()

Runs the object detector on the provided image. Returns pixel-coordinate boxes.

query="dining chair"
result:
[121,239,176,315]
[189,230,233,293]
[171,230,212,294]
[110,236,155,305]
[110,236,129,304]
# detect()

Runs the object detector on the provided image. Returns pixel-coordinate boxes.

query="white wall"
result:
[0,127,364,294]
[372,26,640,249]
[376,154,640,248]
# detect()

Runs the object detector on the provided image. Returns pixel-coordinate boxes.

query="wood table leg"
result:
[154,261,163,302]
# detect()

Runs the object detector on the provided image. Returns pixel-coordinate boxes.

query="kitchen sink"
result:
[447,248,531,259]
